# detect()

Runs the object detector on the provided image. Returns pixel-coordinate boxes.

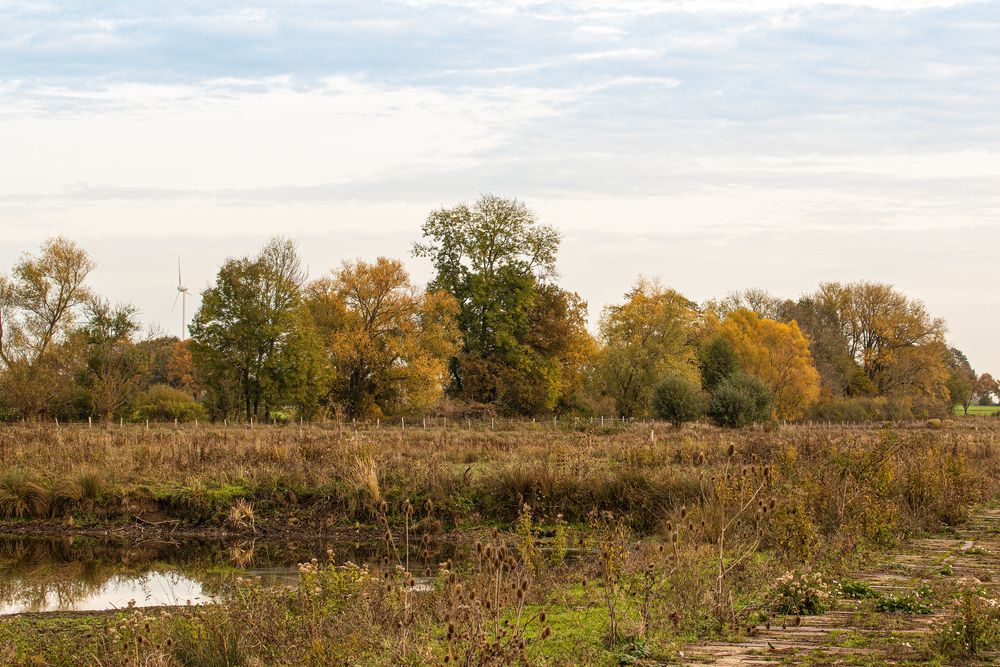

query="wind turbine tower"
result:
[174,259,190,339]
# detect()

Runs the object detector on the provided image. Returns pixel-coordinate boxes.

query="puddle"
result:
[0,570,214,614]
[0,534,455,615]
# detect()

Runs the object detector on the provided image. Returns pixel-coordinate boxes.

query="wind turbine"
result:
[173,259,190,339]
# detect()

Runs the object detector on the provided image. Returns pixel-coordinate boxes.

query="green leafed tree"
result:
[697,335,738,391]
[189,237,321,421]
[413,194,584,414]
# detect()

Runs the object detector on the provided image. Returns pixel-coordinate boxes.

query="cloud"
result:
[1,0,999,370]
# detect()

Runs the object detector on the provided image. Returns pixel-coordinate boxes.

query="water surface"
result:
[0,534,422,615]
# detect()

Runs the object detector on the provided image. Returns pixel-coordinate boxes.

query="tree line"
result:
[0,195,995,425]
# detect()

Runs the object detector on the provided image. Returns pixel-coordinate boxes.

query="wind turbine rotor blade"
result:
[172,291,181,312]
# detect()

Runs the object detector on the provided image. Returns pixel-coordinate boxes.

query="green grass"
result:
[953,404,1000,416]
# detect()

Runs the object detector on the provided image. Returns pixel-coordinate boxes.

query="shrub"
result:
[651,374,704,426]
[933,585,1000,658]
[771,571,834,615]
[875,583,934,614]
[134,384,208,422]
[707,373,773,428]
[839,581,878,600]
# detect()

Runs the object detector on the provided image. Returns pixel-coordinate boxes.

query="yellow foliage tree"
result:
[597,278,699,418]
[305,257,459,419]
[716,309,821,419]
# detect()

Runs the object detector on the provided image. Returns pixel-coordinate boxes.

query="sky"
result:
[0,0,998,372]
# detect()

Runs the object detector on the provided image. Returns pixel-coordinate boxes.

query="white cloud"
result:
[0,0,998,370]
[0,77,567,193]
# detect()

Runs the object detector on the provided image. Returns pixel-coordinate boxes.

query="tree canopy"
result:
[597,278,699,418]
[305,257,459,419]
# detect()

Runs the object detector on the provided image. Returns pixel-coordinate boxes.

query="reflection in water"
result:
[0,534,458,615]
[0,571,212,614]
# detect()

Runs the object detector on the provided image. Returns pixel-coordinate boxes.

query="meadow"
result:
[954,405,1000,417]
[2,420,1000,665]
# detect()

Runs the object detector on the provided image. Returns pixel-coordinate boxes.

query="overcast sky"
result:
[1,0,998,372]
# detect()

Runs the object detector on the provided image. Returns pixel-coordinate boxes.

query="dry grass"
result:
[2,421,1000,665]
[0,421,997,533]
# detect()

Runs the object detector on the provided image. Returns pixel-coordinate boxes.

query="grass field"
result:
[1,421,1000,665]
[954,404,1000,416]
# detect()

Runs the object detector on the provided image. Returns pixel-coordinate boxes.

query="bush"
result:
[134,384,208,422]
[651,374,704,426]
[771,571,834,615]
[707,373,772,428]
[933,586,1000,658]
[875,583,934,614]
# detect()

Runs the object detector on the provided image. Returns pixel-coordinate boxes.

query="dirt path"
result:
[682,508,1000,665]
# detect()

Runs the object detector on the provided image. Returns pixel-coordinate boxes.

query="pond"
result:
[0,533,446,615]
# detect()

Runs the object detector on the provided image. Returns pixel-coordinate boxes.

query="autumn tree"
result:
[947,348,978,414]
[520,284,596,414]
[305,257,459,419]
[190,237,320,421]
[713,309,821,419]
[0,237,95,418]
[704,288,787,321]
[977,374,998,406]
[597,278,699,418]
[947,349,998,414]
[812,282,947,398]
[79,299,146,421]
[166,339,199,394]
[781,294,866,397]
[413,194,584,414]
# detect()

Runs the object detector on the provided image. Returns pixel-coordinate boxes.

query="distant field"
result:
[954,404,1000,416]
